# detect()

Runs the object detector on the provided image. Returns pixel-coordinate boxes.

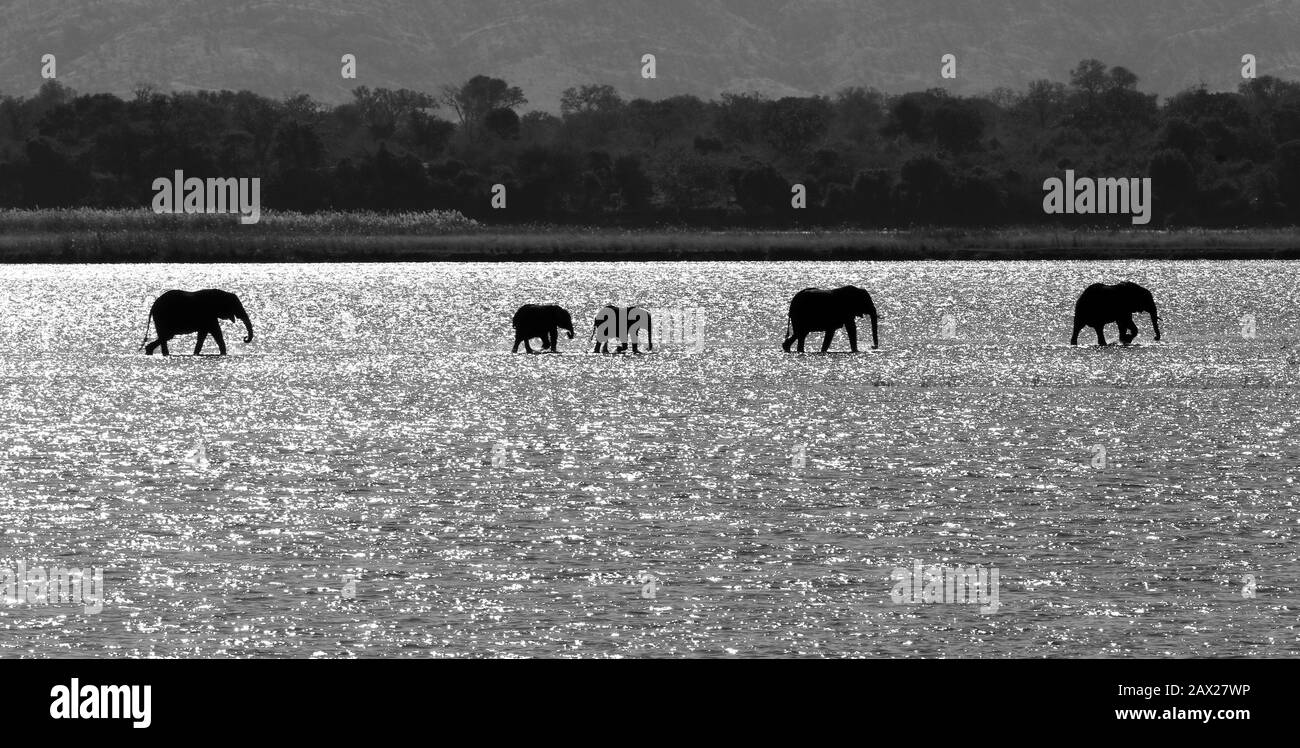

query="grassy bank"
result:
[2,209,1300,261]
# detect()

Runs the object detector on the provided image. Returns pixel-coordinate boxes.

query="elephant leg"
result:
[524,338,536,354]
[159,340,170,356]
[547,330,558,351]
[211,326,227,355]
[512,335,523,353]
[1121,316,1139,345]
[1071,323,1083,346]
[145,336,167,355]
[796,333,807,353]
[821,328,836,352]
[194,331,208,355]
[782,334,798,352]
[1094,326,1107,346]
[845,321,859,353]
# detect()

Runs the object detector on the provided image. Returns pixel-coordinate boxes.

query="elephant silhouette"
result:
[591,305,653,353]
[140,289,254,355]
[511,304,575,353]
[1070,282,1161,346]
[782,285,878,352]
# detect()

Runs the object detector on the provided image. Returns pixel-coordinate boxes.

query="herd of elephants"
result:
[138,281,1162,355]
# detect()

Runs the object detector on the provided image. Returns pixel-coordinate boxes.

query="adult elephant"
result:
[1070,282,1161,346]
[512,304,574,353]
[591,305,653,354]
[782,285,878,352]
[140,289,254,355]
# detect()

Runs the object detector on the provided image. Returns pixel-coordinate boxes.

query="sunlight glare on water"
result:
[0,261,1297,657]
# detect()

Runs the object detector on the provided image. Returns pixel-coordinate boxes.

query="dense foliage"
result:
[2,62,1299,227]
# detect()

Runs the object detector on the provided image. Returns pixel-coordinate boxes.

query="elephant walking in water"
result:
[1070,282,1161,346]
[511,304,575,353]
[140,289,254,355]
[591,305,653,353]
[782,285,878,352]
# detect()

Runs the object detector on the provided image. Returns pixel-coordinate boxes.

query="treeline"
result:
[2,61,1300,227]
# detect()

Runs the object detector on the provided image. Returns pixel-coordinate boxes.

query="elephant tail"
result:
[138,309,153,351]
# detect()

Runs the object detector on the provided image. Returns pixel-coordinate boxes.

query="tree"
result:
[627,96,705,148]
[484,108,521,140]
[560,84,623,117]
[897,156,951,224]
[520,111,562,144]
[851,170,893,226]
[1275,140,1300,219]
[559,84,626,148]
[1150,148,1197,222]
[351,86,437,141]
[831,87,885,144]
[1108,66,1139,92]
[1020,80,1066,128]
[932,99,985,154]
[714,92,767,145]
[441,76,526,137]
[1070,59,1108,101]
[1159,117,1202,159]
[733,164,788,217]
[613,154,653,210]
[271,120,323,171]
[883,90,945,142]
[761,96,832,154]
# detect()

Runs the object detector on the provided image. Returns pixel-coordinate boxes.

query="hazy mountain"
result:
[1,0,1296,110]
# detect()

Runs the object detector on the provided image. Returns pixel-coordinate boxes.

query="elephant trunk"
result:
[239,311,254,343]
[1149,305,1160,341]
[565,325,575,340]
[645,314,653,351]
[869,309,879,349]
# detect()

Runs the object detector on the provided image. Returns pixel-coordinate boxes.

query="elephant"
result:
[591,305,653,353]
[511,304,575,353]
[140,289,254,355]
[1070,282,1161,346]
[782,285,878,352]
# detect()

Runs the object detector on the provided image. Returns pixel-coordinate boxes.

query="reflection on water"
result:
[0,261,1297,657]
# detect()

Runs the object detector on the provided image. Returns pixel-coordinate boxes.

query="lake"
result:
[0,260,1297,657]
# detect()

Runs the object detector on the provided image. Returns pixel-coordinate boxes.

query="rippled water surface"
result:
[1,260,1297,658]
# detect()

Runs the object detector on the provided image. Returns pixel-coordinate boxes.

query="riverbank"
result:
[2,209,1299,261]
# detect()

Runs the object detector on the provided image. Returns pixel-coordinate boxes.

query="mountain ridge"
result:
[1,0,1297,111]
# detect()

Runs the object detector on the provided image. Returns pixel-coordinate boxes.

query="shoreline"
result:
[5,239,1300,263]
[2,217,1300,262]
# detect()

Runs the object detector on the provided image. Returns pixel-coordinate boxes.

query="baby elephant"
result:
[141,289,254,355]
[1070,281,1161,346]
[591,305,653,353]
[512,304,575,353]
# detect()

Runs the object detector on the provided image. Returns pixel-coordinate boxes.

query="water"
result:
[0,260,1297,658]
